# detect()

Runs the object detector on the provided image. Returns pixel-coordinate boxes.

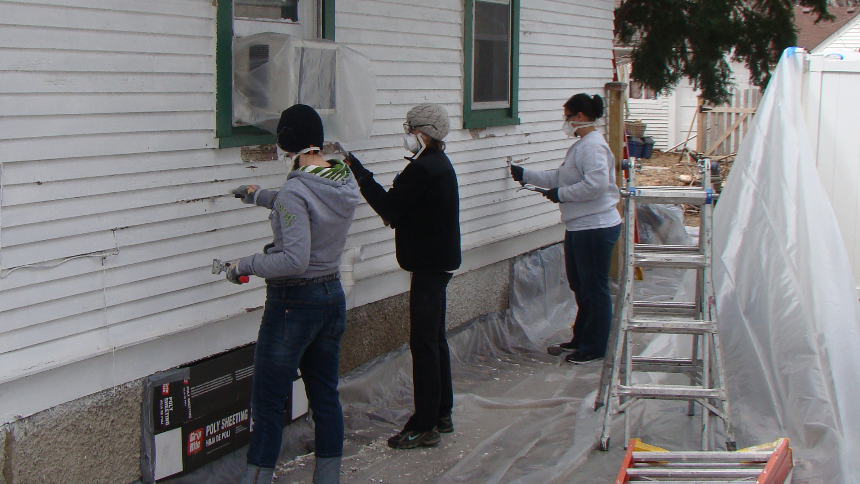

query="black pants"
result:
[404,271,454,432]
[565,224,622,357]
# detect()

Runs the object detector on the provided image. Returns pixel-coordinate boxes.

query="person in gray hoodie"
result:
[227,104,359,484]
[510,93,621,365]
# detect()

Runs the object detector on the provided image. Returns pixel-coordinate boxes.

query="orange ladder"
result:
[616,438,793,484]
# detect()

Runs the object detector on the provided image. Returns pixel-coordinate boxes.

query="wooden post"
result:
[696,97,706,153]
[605,82,627,279]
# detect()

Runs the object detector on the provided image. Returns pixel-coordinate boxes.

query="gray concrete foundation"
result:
[1,381,143,484]
[0,260,512,484]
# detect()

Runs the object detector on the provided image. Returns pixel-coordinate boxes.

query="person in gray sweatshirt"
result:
[227,104,359,484]
[510,93,621,365]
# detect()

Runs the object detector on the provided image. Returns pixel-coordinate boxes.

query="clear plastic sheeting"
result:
[708,49,860,483]
[233,33,376,141]
[636,204,690,246]
[267,239,705,484]
[149,215,700,484]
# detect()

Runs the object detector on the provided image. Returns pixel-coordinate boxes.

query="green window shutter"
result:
[463,0,520,129]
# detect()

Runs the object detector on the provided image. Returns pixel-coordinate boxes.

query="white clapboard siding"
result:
[627,96,670,149]
[0,0,615,420]
[819,15,860,54]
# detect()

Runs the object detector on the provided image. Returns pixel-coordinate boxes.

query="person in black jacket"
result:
[347,103,461,449]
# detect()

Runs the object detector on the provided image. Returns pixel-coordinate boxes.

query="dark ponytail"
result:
[563,93,604,121]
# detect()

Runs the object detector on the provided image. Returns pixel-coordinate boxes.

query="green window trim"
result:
[463,0,520,129]
[216,1,336,148]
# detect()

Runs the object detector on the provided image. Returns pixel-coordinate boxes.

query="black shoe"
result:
[435,415,454,433]
[565,352,602,364]
[547,341,577,356]
[387,429,441,449]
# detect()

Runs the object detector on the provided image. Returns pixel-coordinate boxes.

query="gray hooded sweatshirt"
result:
[238,161,360,280]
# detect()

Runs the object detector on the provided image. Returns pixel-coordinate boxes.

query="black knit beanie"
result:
[276,104,324,152]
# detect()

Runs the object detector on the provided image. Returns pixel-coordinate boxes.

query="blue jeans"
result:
[564,224,621,357]
[246,280,346,469]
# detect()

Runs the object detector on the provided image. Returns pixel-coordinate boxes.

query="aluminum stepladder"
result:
[595,155,736,452]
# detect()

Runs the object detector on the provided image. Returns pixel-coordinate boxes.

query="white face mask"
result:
[403,133,425,155]
[561,120,596,137]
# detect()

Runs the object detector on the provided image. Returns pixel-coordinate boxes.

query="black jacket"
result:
[357,149,461,273]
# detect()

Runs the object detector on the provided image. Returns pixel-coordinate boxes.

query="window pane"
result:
[630,82,643,99]
[235,0,299,21]
[473,1,510,105]
[298,47,336,111]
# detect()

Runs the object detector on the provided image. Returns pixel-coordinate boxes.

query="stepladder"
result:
[615,438,793,483]
[595,154,736,452]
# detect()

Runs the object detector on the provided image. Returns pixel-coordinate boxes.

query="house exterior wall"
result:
[616,62,671,150]
[813,13,860,54]
[619,60,757,153]
[626,96,670,149]
[0,0,614,481]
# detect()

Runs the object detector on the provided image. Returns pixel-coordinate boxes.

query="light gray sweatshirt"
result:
[238,162,360,280]
[523,130,621,231]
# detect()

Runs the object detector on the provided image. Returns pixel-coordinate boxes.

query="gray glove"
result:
[225,262,248,284]
[231,185,260,204]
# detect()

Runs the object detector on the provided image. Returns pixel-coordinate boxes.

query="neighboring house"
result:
[0,0,616,481]
[619,5,860,152]
[796,5,860,54]
[616,52,755,152]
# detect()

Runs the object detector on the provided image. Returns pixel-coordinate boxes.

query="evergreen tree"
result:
[615,1,834,104]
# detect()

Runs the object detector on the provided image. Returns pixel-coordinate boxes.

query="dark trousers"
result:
[404,271,454,432]
[247,281,346,468]
[565,224,622,357]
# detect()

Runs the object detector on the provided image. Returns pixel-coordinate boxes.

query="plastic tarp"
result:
[233,33,376,142]
[150,207,693,483]
[711,49,860,482]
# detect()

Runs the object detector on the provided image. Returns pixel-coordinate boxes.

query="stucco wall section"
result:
[1,428,9,484]
[3,380,142,484]
[446,260,511,329]
[340,291,412,374]
[340,260,511,373]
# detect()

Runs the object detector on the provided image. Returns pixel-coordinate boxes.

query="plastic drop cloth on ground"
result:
[233,33,376,141]
[154,207,696,484]
[265,212,705,484]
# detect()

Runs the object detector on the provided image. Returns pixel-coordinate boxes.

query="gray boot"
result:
[240,463,275,484]
[313,456,341,484]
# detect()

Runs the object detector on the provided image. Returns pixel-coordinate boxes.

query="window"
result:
[216,0,336,148]
[234,0,299,21]
[629,82,657,100]
[463,0,520,128]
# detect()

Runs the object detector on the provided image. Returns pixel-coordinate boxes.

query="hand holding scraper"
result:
[212,259,249,284]
[333,142,371,184]
[507,156,547,194]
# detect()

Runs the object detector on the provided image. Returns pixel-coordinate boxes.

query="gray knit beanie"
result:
[406,103,450,141]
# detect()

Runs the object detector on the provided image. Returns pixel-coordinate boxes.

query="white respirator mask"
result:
[562,120,596,138]
[403,133,426,157]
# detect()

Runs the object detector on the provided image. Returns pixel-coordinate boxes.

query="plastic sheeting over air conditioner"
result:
[233,33,377,142]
